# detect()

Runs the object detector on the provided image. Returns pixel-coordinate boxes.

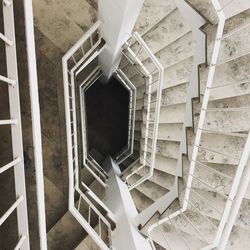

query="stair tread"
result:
[134,0,176,37]
[137,166,175,191]
[47,209,86,250]
[142,103,186,124]
[33,0,97,52]
[125,31,194,81]
[131,188,154,212]
[139,154,177,176]
[140,138,180,159]
[145,81,189,106]
[129,173,168,202]
[44,177,67,231]
[141,123,183,142]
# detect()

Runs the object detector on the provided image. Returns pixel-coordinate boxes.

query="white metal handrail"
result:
[0,0,30,249]
[122,32,164,191]
[114,69,137,164]
[24,0,48,248]
[147,0,250,249]
[63,20,114,249]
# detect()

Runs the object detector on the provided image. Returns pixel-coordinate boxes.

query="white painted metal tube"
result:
[70,207,110,250]
[63,20,102,61]
[0,119,17,125]
[0,32,13,46]
[23,0,47,249]
[80,182,116,222]
[3,1,30,249]
[0,74,16,85]
[62,57,74,210]
[0,196,24,226]
[124,32,164,190]
[14,235,27,250]
[0,157,21,174]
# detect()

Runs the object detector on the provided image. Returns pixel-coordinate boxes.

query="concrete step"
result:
[137,166,175,191]
[127,55,193,95]
[136,98,144,110]
[140,153,177,176]
[129,173,168,202]
[134,131,141,142]
[141,199,181,234]
[131,188,154,213]
[219,0,250,20]
[223,8,250,41]
[133,0,176,37]
[47,177,105,250]
[74,223,109,250]
[119,0,176,69]
[141,123,183,142]
[193,96,250,136]
[200,54,250,98]
[134,141,140,151]
[183,157,250,200]
[122,161,141,179]
[152,56,193,93]
[33,0,97,52]
[182,156,250,231]
[47,208,86,250]
[129,73,146,89]
[188,187,250,232]
[44,177,67,231]
[140,139,180,159]
[75,233,99,250]
[227,223,250,249]
[135,110,143,121]
[119,150,140,170]
[122,8,191,78]
[217,22,250,66]
[126,31,195,81]
[135,121,142,131]
[148,218,207,250]
[142,103,186,124]
[188,0,250,24]
[136,84,146,100]
[134,9,191,62]
[204,107,250,133]
[187,130,245,165]
[186,0,218,24]
[145,82,189,107]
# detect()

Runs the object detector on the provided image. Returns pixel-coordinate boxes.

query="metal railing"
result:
[114,69,136,164]
[147,0,250,249]
[0,1,30,249]
[62,20,115,250]
[122,32,164,191]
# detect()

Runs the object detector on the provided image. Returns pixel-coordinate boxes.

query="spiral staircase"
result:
[0,0,250,249]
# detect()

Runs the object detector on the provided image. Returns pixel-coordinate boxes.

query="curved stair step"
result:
[140,139,180,159]
[131,188,154,213]
[129,173,168,202]
[141,123,183,142]
[33,0,97,52]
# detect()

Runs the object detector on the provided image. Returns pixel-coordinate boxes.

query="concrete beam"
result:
[98,0,144,81]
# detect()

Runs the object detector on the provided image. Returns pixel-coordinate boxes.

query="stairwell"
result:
[0,0,250,249]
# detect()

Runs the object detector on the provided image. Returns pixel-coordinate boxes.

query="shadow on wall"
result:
[85,77,129,161]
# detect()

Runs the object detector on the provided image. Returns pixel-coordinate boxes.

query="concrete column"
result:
[98,0,144,81]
